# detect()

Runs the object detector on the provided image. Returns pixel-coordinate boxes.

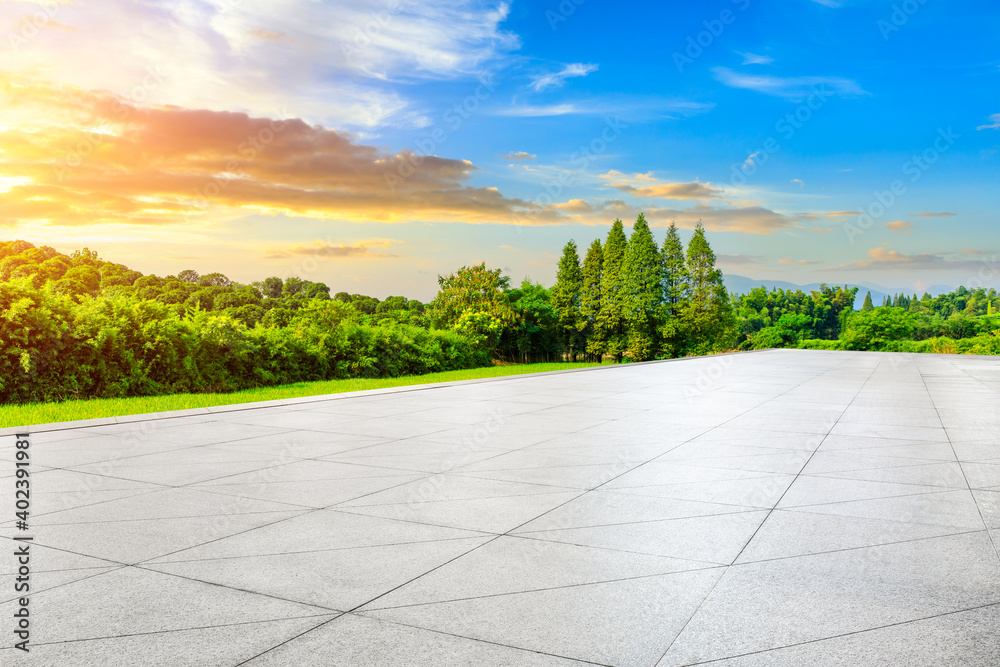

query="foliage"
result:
[579,239,603,359]
[0,241,484,405]
[498,279,561,363]
[620,213,662,361]
[430,263,516,355]
[840,308,919,351]
[596,219,628,361]
[733,284,858,349]
[681,223,736,355]
[861,291,874,311]
[749,313,815,350]
[551,241,584,359]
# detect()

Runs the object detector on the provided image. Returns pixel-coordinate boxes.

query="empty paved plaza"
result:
[2,349,1000,666]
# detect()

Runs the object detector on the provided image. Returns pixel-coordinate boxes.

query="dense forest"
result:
[2,218,999,405]
[736,285,1000,355]
[0,240,487,404]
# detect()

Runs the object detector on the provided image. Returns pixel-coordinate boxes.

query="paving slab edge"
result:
[0,348,817,437]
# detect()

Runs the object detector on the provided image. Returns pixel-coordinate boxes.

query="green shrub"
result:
[0,282,488,404]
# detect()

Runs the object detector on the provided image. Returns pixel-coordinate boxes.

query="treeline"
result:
[734,285,861,349]
[868,288,996,318]
[735,284,1000,354]
[550,216,735,361]
[5,229,996,404]
[0,241,486,404]
[0,219,743,406]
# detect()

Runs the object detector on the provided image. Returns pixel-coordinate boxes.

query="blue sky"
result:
[2,0,998,299]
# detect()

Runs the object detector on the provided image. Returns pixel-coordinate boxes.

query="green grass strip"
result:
[1,362,603,428]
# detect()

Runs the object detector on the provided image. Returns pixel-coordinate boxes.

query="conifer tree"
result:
[681,222,735,354]
[660,222,688,314]
[580,239,603,360]
[862,291,874,311]
[597,219,628,362]
[620,214,662,360]
[551,240,583,360]
[659,222,689,357]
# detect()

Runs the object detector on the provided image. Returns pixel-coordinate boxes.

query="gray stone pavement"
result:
[2,349,1000,666]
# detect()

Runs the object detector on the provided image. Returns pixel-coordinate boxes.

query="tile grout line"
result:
[652,353,885,666]
[917,358,1000,563]
[228,355,795,665]
[679,600,1000,666]
[725,354,888,566]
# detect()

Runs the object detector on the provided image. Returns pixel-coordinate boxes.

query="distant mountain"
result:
[723,274,956,310]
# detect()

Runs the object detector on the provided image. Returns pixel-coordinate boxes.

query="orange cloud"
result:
[0,75,561,228]
[264,239,403,260]
[0,75,850,238]
[600,170,722,200]
[802,211,862,218]
[247,29,289,43]
[884,220,913,233]
[833,247,989,271]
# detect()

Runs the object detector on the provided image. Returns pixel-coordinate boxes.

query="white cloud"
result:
[495,103,582,117]
[529,63,598,92]
[495,97,713,119]
[712,67,867,101]
[977,113,1000,130]
[744,152,762,168]
[0,0,519,129]
[738,52,774,65]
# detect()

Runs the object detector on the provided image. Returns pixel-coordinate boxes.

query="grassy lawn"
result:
[1,362,603,428]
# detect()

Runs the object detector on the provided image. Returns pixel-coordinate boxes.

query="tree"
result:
[597,220,628,362]
[303,282,331,299]
[376,296,409,313]
[660,222,688,314]
[283,276,308,296]
[660,222,689,357]
[198,272,233,287]
[431,263,516,355]
[579,239,603,361]
[681,222,735,354]
[750,313,814,349]
[842,308,918,350]
[261,277,283,298]
[551,240,583,360]
[499,279,560,363]
[620,213,661,361]
[62,266,101,294]
[862,291,874,311]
